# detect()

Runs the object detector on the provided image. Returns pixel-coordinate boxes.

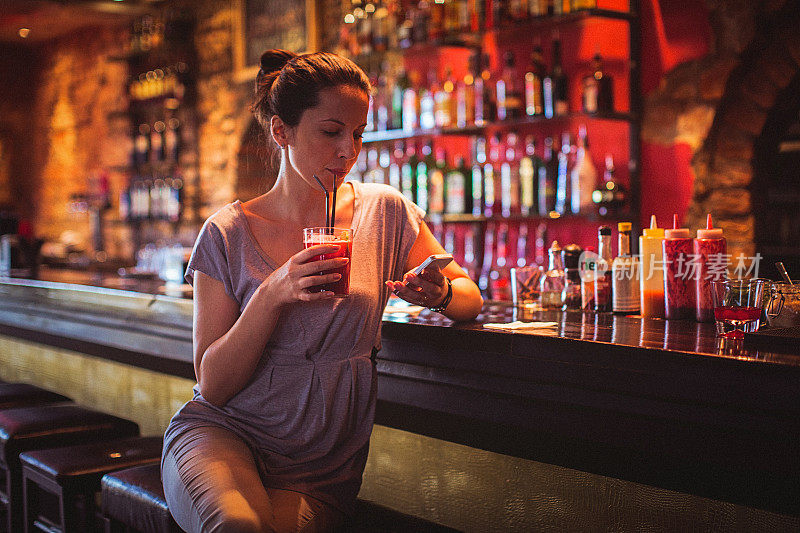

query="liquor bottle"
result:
[592,154,626,216]
[389,141,403,190]
[496,51,524,121]
[150,121,165,163]
[134,123,150,166]
[538,136,557,216]
[419,71,436,130]
[471,136,486,216]
[401,141,417,202]
[375,67,390,131]
[534,221,547,266]
[569,125,596,214]
[416,142,432,211]
[529,0,545,17]
[463,226,480,282]
[392,67,408,130]
[572,0,597,10]
[479,223,495,298]
[612,222,640,314]
[594,225,613,312]
[484,134,501,217]
[509,0,528,21]
[525,45,545,116]
[582,52,614,114]
[519,136,538,216]
[456,53,477,128]
[540,241,565,309]
[443,224,455,255]
[365,71,376,132]
[435,67,456,128]
[428,148,447,215]
[491,223,512,301]
[402,71,420,132]
[499,132,521,217]
[581,244,597,311]
[476,54,496,126]
[562,244,583,310]
[377,146,391,185]
[164,117,181,163]
[365,148,379,184]
[516,222,529,267]
[554,132,571,215]
[445,155,470,215]
[543,38,569,118]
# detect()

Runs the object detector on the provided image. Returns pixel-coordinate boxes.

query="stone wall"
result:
[643,0,800,264]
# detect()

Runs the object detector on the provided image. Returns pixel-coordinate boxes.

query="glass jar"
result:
[766,282,800,328]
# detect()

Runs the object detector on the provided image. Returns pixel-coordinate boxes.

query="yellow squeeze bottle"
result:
[639,215,665,318]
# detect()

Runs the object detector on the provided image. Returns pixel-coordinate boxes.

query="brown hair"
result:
[252,49,371,131]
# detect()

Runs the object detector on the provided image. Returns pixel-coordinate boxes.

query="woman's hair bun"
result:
[259,49,296,76]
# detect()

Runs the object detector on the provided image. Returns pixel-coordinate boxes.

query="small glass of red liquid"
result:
[302,227,352,296]
[710,279,767,339]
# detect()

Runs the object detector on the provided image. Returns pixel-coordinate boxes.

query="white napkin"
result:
[483,321,558,330]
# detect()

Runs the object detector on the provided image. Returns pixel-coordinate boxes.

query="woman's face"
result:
[283,84,369,191]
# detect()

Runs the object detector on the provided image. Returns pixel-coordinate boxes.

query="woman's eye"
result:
[322,130,339,137]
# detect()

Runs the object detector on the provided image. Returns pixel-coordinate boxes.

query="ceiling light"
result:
[19,28,30,38]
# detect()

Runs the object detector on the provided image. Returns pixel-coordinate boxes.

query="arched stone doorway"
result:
[687,0,800,276]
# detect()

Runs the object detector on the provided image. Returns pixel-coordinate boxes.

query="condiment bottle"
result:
[561,244,583,310]
[594,226,613,312]
[694,214,727,322]
[662,214,694,319]
[639,215,665,318]
[612,222,640,314]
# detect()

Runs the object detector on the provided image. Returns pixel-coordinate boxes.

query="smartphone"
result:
[411,253,453,275]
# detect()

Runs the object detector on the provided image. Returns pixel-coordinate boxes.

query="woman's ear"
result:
[270,115,292,149]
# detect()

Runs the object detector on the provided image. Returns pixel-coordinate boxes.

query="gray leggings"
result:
[162,426,345,533]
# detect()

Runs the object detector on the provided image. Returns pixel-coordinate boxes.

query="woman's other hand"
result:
[264,244,348,305]
[385,268,447,308]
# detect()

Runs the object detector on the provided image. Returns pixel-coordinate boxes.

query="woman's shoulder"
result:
[357,182,406,206]
[200,201,244,237]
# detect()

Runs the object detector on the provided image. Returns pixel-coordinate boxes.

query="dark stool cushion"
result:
[20,435,163,491]
[0,382,70,409]
[345,499,461,532]
[0,403,140,465]
[102,463,180,533]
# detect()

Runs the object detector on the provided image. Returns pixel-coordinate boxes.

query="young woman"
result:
[161,49,483,532]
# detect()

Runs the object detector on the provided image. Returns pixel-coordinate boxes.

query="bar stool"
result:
[101,463,180,533]
[0,383,71,409]
[20,436,163,533]
[0,404,139,532]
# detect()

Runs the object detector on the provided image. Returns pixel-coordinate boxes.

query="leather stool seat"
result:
[21,436,163,533]
[0,383,70,410]
[0,404,139,532]
[101,463,179,533]
[345,499,461,532]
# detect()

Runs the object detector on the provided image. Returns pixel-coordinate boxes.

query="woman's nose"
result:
[338,137,357,160]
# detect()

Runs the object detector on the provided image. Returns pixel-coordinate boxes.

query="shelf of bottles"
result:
[337,0,640,300]
[116,10,196,228]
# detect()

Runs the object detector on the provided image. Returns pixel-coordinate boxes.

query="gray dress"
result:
[163,182,424,515]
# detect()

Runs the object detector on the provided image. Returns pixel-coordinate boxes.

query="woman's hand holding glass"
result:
[266,244,349,304]
[386,267,447,308]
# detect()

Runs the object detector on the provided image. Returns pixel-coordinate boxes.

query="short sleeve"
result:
[185,218,235,300]
[394,191,426,279]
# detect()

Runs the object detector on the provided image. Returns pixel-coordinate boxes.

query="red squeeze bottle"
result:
[662,214,694,319]
[694,214,726,322]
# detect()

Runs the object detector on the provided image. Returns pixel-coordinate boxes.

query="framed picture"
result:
[233,0,320,82]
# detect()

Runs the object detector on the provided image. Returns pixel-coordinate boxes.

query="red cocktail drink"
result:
[303,227,352,296]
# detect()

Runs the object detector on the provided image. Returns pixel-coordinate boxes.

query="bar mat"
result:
[744,325,800,350]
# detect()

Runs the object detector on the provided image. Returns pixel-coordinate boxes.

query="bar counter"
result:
[1,270,799,522]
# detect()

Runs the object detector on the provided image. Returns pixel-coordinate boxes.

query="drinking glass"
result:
[302,227,352,296]
[511,266,543,309]
[710,279,766,338]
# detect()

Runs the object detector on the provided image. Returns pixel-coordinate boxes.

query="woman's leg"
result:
[162,426,276,532]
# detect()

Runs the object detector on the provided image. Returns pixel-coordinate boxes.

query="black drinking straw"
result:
[312,174,330,228]
[330,174,337,235]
